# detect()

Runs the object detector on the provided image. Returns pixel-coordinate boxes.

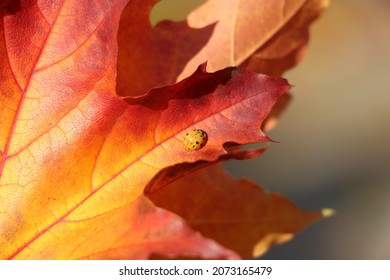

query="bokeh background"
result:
[151,0,390,259]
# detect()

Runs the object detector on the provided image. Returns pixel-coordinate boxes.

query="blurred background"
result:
[152,0,390,259]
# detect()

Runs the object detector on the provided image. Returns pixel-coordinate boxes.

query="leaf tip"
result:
[197,61,208,72]
[321,208,336,218]
[252,233,293,257]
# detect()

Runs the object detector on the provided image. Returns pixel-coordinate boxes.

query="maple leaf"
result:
[0,0,328,259]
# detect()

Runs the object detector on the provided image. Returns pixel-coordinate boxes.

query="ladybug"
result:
[183,129,208,151]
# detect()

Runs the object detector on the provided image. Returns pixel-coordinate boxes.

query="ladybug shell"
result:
[183,129,208,151]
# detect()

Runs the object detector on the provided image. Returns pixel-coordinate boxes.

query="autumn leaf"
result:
[149,164,323,259]
[117,0,328,97]
[0,0,327,259]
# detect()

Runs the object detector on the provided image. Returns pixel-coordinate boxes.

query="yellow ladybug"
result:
[183,129,208,151]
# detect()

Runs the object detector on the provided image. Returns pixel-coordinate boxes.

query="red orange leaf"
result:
[149,164,323,259]
[0,0,298,259]
[117,0,328,96]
